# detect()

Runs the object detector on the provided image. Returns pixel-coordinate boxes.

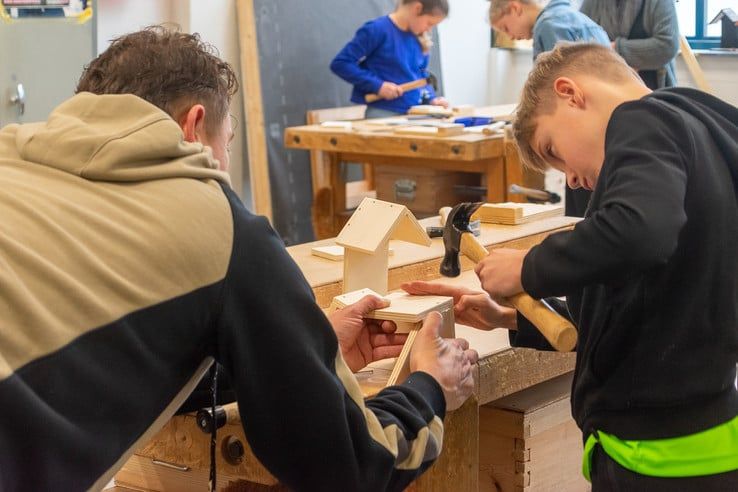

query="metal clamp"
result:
[10,83,25,116]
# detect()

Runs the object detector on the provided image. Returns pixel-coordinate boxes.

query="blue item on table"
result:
[454,116,494,127]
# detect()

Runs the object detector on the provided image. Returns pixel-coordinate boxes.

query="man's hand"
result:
[410,312,478,411]
[329,295,407,373]
[430,97,449,108]
[474,248,527,299]
[378,82,404,100]
[402,281,517,331]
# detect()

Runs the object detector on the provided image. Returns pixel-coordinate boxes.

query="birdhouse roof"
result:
[335,198,431,254]
[709,8,738,25]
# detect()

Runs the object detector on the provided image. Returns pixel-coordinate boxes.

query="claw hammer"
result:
[439,203,577,351]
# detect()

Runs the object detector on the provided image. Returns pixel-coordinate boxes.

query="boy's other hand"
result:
[430,97,449,108]
[475,248,527,299]
[402,281,517,331]
[329,295,407,372]
[378,81,404,100]
[410,312,478,411]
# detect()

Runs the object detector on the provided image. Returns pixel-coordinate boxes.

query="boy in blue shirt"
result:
[331,0,449,118]
[490,0,610,217]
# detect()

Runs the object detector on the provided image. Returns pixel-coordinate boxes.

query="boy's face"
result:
[409,12,446,35]
[492,3,533,40]
[531,79,607,191]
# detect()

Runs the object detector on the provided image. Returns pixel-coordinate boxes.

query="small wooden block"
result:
[393,124,465,137]
[320,120,353,130]
[452,104,476,116]
[408,105,454,117]
[472,202,563,225]
[311,245,394,261]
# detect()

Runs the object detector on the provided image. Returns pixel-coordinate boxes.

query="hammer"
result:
[440,202,577,352]
[364,78,429,104]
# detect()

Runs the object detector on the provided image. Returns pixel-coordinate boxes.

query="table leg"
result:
[407,395,479,492]
[328,152,346,237]
[484,157,506,203]
[503,140,525,203]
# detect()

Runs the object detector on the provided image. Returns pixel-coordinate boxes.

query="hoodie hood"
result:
[7,92,231,186]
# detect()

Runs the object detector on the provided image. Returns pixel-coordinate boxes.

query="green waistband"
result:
[582,414,738,481]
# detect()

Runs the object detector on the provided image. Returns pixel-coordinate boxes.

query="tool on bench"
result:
[427,206,479,238]
[365,78,429,103]
[196,402,240,433]
[509,184,561,204]
[439,202,577,351]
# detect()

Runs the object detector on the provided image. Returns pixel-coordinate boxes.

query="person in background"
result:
[581,0,680,89]
[331,0,450,118]
[489,0,610,217]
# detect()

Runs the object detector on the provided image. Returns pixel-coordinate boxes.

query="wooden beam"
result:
[236,0,273,221]
[679,35,713,94]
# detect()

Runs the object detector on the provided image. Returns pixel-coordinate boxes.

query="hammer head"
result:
[440,202,483,277]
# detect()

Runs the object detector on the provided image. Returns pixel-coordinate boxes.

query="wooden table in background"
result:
[115,215,579,492]
[284,105,539,239]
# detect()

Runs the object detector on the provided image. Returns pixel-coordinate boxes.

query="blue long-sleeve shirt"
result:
[330,15,436,114]
[533,0,610,59]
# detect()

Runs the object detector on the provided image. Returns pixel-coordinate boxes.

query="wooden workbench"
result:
[115,214,580,491]
[284,105,534,237]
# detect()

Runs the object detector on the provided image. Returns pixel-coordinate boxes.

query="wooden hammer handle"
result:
[460,234,577,352]
[364,78,428,104]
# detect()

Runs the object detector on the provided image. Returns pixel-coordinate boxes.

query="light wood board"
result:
[236,0,273,221]
[311,245,394,261]
[472,202,564,225]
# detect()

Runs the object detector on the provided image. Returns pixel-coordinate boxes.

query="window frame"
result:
[685,0,722,49]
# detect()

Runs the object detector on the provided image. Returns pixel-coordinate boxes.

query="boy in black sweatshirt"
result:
[405,43,738,490]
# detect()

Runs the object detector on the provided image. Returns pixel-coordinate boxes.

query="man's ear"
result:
[411,0,423,16]
[179,104,207,143]
[553,77,585,109]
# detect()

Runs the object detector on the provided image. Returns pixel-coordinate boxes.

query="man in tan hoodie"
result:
[0,26,477,491]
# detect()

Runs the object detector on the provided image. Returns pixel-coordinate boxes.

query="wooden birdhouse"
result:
[709,8,738,48]
[336,197,431,294]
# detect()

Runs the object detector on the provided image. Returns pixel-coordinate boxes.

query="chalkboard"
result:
[253,0,444,245]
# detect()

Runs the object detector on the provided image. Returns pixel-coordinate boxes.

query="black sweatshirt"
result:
[513,88,738,440]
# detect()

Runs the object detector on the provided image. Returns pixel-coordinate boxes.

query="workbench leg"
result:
[503,140,525,203]
[328,152,346,237]
[406,395,479,492]
[484,158,506,203]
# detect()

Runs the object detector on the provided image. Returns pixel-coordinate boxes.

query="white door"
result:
[0,4,95,126]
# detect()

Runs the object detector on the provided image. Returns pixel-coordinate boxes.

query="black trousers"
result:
[591,445,738,492]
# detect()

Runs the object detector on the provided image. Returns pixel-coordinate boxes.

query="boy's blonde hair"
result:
[488,0,537,23]
[513,42,638,173]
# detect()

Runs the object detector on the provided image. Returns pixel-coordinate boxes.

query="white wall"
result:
[95,0,249,203]
[437,0,492,106]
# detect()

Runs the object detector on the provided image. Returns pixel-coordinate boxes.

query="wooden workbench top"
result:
[289,214,580,290]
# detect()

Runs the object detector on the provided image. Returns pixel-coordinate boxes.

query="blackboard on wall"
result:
[253,0,444,245]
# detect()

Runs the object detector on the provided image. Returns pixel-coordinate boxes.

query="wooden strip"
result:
[679,35,713,93]
[236,0,273,221]
[386,328,418,386]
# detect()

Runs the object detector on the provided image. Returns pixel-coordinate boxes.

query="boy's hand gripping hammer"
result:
[439,202,577,352]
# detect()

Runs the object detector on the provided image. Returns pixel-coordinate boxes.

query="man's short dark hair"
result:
[77,25,238,136]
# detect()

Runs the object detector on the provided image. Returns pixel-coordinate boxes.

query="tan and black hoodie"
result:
[0,93,445,491]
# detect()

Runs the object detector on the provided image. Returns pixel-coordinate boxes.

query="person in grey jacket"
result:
[580,0,679,89]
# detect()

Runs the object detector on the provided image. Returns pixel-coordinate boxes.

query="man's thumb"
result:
[419,311,442,340]
[354,295,389,315]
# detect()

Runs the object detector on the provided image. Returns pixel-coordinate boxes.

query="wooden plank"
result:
[679,34,713,93]
[473,203,564,225]
[477,349,576,405]
[236,0,273,221]
[284,126,503,161]
[394,124,465,137]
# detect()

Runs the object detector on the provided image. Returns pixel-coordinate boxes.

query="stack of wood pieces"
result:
[330,288,453,332]
[472,202,563,225]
